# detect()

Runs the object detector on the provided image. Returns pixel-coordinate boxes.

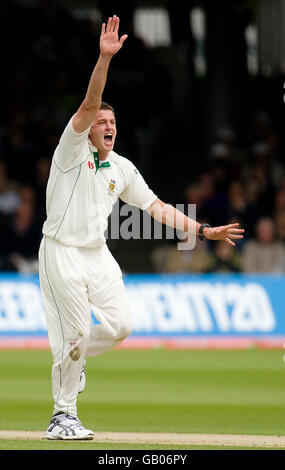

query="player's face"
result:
[89,110,117,156]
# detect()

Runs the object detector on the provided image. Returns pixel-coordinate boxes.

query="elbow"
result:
[146,198,164,215]
[82,97,101,113]
[147,198,168,224]
[149,198,165,210]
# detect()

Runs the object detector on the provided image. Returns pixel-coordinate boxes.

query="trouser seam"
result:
[43,235,65,409]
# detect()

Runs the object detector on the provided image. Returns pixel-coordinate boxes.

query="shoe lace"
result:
[64,415,83,429]
[51,414,83,431]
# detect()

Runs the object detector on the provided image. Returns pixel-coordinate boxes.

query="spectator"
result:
[274,187,285,213]
[17,185,37,206]
[32,156,51,224]
[206,239,241,273]
[197,172,228,227]
[274,210,285,243]
[250,141,283,188]
[184,183,204,219]
[151,237,212,274]
[0,160,20,217]
[0,199,42,273]
[248,164,274,216]
[227,180,262,240]
[242,178,263,237]
[227,181,246,219]
[241,217,285,273]
[2,127,37,184]
[0,2,283,273]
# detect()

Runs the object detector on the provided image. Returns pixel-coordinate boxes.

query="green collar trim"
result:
[93,152,110,172]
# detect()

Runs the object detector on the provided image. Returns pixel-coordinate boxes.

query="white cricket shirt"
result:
[42,116,157,248]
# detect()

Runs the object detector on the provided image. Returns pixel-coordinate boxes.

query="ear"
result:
[89,121,95,136]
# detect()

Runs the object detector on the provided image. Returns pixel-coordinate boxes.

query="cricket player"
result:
[39,15,244,440]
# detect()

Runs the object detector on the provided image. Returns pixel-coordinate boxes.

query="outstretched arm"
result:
[72,15,127,133]
[146,198,244,247]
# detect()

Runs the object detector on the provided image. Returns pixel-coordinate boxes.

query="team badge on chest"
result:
[108,179,116,193]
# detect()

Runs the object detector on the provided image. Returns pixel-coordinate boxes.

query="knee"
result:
[120,320,133,339]
[68,326,91,361]
[114,319,133,343]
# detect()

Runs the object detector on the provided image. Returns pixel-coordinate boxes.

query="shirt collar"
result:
[88,138,111,170]
[93,151,110,170]
[88,138,97,153]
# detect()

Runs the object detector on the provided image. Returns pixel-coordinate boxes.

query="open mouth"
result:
[104,134,113,144]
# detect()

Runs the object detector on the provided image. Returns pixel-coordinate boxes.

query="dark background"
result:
[0,0,284,273]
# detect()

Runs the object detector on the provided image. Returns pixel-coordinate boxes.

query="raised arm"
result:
[72,15,127,133]
[146,198,244,247]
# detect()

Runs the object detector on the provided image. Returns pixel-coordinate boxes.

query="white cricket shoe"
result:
[78,360,86,394]
[46,413,94,440]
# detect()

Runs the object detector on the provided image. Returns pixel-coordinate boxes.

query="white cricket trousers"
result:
[38,235,133,418]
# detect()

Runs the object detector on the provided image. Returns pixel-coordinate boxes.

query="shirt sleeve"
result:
[54,115,91,172]
[119,162,157,210]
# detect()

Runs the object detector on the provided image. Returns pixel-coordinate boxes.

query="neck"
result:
[89,137,109,160]
[98,151,108,161]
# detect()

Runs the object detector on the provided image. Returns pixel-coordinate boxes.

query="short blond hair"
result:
[100,101,115,116]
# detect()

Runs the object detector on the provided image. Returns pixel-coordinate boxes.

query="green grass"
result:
[0,348,285,450]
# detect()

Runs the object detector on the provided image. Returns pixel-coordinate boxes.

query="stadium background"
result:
[0,0,285,274]
[1,0,285,450]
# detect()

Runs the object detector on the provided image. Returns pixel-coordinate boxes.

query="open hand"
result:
[100,15,128,57]
[204,223,244,247]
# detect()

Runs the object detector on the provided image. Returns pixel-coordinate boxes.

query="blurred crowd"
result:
[0,1,284,274]
[152,112,285,274]
[0,0,159,273]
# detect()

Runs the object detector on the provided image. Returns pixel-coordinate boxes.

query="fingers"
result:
[106,15,119,33]
[208,222,244,246]
[228,228,245,234]
[106,16,112,33]
[225,224,244,241]
[114,15,119,33]
[119,34,128,45]
[103,14,127,46]
[225,237,236,247]
[226,223,240,228]
[227,234,244,239]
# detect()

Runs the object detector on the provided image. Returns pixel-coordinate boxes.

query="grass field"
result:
[0,348,285,450]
